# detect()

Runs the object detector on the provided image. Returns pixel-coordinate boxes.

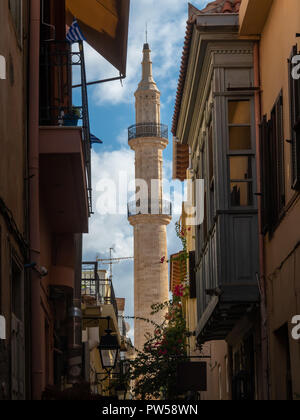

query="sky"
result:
[82,0,207,342]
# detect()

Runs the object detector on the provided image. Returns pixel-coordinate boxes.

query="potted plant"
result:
[63,106,81,126]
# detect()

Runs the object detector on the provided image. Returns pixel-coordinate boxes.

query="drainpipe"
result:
[29,0,43,400]
[253,42,270,401]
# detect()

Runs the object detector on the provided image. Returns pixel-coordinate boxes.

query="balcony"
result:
[128,123,168,141]
[81,262,119,338]
[196,214,260,345]
[81,266,118,319]
[39,41,92,233]
[128,199,172,218]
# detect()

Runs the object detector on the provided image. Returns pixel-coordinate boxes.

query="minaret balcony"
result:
[128,123,168,141]
[128,199,172,218]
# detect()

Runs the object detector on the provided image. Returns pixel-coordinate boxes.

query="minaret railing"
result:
[128,123,168,141]
[128,199,172,217]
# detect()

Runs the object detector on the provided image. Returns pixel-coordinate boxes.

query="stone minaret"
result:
[128,44,171,351]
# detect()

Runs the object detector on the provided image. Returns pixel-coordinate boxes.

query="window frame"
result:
[226,97,256,209]
[289,45,300,190]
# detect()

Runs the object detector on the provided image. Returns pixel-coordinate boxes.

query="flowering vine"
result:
[122,221,193,400]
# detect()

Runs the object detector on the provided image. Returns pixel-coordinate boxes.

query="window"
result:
[228,100,252,150]
[228,100,254,207]
[289,46,300,189]
[189,251,196,299]
[260,92,285,234]
[9,0,22,45]
[230,156,253,207]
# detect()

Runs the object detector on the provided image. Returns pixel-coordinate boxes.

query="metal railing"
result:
[128,123,168,141]
[128,199,172,217]
[39,41,92,215]
[81,262,118,319]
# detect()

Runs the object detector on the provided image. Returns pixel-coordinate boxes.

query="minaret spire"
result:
[140,43,156,89]
[135,43,160,124]
[145,22,148,44]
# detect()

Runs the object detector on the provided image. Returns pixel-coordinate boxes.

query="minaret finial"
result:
[146,22,148,44]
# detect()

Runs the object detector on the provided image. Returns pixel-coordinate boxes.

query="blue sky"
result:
[82,0,207,341]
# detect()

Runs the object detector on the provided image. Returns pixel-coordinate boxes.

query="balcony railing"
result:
[128,123,168,141]
[128,199,172,217]
[39,41,92,215]
[81,263,118,319]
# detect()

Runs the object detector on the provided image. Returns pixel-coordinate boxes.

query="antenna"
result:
[109,247,115,282]
[146,22,148,44]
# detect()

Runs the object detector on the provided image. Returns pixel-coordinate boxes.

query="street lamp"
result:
[98,317,120,373]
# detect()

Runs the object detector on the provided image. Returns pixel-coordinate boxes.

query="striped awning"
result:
[66,0,130,76]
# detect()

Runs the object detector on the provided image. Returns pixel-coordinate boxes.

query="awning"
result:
[66,0,130,76]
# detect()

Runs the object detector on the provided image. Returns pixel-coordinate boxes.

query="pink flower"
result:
[174,284,184,297]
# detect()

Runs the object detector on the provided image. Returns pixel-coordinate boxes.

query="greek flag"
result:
[66,19,86,43]
[90,133,103,145]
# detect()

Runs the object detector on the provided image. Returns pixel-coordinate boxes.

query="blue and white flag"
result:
[90,133,103,145]
[66,19,86,43]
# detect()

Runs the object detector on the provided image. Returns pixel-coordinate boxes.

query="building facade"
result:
[173,0,300,400]
[128,44,172,351]
[81,264,124,398]
[172,1,263,400]
[0,0,30,400]
[0,0,130,400]
[240,0,300,400]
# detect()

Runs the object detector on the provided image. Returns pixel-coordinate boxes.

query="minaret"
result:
[128,44,171,351]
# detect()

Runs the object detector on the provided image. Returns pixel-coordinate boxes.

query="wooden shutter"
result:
[189,251,196,299]
[269,92,285,231]
[259,115,270,234]
[275,93,285,213]
[289,45,300,189]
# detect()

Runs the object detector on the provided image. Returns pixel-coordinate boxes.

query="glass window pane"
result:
[230,182,253,207]
[229,126,251,150]
[228,101,251,124]
[230,156,252,180]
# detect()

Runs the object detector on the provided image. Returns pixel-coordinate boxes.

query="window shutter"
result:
[259,115,270,234]
[189,251,196,299]
[289,45,300,189]
[276,93,285,212]
[268,92,285,232]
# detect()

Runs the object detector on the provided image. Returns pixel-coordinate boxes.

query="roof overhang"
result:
[195,13,239,33]
[239,0,273,36]
[66,0,130,75]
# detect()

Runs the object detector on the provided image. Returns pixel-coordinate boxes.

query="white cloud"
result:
[83,0,207,106]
